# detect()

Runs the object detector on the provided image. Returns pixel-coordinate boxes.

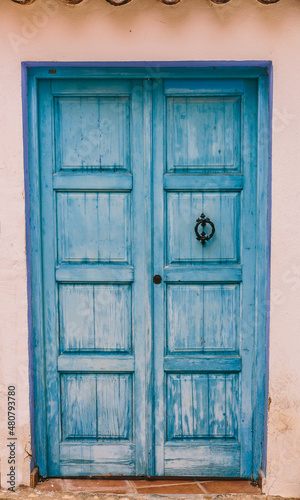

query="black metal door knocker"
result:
[194,213,215,246]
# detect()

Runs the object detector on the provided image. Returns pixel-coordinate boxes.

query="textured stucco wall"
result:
[0,0,299,496]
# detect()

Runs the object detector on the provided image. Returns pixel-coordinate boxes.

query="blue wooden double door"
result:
[36,74,261,478]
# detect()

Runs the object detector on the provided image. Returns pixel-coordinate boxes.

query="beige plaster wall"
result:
[0,0,300,496]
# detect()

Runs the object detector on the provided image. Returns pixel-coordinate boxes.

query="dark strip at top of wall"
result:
[10,0,281,6]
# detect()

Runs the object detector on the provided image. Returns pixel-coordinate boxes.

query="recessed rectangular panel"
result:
[59,285,132,353]
[167,284,239,353]
[97,374,133,440]
[167,192,240,264]
[167,374,238,440]
[61,374,97,441]
[61,374,133,441]
[167,97,241,172]
[57,192,131,264]
[55,97,130,171]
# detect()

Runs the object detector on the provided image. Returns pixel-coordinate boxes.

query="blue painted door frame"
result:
[26,65,270,479]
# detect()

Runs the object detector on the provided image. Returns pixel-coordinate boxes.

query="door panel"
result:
[153,78,258,477]
[61,373,133,440]
[59,284,132,352]
[54,94,130,171]
[38,79,147,476]
[167,373,238,439]
[167,95,241,172]
[56,192,131,263]
[167,192,240,263]
[167,284,239,353]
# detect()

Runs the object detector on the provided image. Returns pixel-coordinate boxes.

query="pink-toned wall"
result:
[0,0,299,496]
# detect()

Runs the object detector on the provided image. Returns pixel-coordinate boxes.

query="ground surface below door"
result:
[1,491,298,500]
[31,479,261,495]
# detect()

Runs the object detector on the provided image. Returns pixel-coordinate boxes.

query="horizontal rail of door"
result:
[58,355,135,372]
[164,174,243,191]
[164,266,242,283]
[56,266,241,283]
[56,265,134,283]
[53,173,133,191]
[57,356,241,373]
[51,79,133,95]
[164,356,242,373]
[164,78,246,94]
[60,442,136,476]
[164,442,241,477]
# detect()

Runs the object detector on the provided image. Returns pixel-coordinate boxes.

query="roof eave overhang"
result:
[10,0,281,6]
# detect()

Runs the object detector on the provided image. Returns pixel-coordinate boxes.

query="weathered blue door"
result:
[31,70,267,479]
[37,79,148,476]
[152,78,259,478]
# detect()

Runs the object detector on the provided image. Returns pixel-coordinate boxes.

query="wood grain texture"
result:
[55,96,130,171]
[164,265,242,283]
[164,356,242,373]
[56,265,134,283]
[164,442,240,476]
[28,76,48,477]
[97,374,133,439]
[167,284,239,353]
[60,443,135,476]
[164,173,243,191]
[61,374,133,440]
[53,172,133,191]
[57,192,131,264]
[38,79,60,475]
[35,78,144,476]
[58,355,134,372]
[252,75,269,478]
[167,191,240,264]
[167,96,241,172]
[238,79,258,478]
[153,76,261,478]
[59,284,132,352]
[152,79,166,475]
[167,374,238,440]
[61,374,97,440]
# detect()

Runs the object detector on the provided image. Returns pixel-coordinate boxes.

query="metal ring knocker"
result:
[194,213,215,246]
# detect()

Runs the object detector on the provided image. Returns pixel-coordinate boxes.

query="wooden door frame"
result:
[23,63,271,479]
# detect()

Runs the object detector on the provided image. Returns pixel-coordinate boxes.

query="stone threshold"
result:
[28,478,261,496]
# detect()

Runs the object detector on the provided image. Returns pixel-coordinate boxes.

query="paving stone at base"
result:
[133,484,202,494]
[35,479,66,492]
[201,481,260,494]
[63,480,135,494]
